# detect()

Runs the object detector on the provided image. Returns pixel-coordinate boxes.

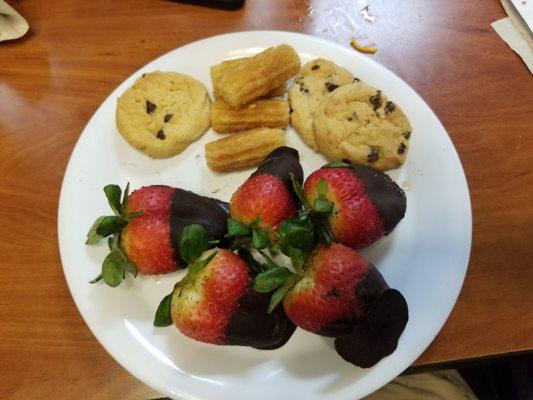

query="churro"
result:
[211,98,289,133]
[216,45,300,108]
[205,128,285,172]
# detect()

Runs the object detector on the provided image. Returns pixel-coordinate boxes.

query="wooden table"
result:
[1,0,532,398]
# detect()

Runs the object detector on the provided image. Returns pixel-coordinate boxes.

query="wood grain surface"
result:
[1,0,532,398]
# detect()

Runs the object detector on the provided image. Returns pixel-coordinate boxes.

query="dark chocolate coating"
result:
[169,188,229,264]
[225,290,296,350]
[251,147,304,191]
[347,163,406,234]
[319,262,389,338]
[334,289,408,368]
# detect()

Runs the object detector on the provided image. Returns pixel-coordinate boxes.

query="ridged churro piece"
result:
[211,99,290,133]
[205,128,285,172]
[217,45,300,108]
[211,58,286,99]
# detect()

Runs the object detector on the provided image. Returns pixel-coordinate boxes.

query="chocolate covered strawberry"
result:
[281,243,408,367]
[85,184,228,286]
[228,147,303,248]
[303,162,406,248]
[154,226,295,349]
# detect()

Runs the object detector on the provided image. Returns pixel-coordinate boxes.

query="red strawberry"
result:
[304,163,406,248]
[86,184,229,285]
[230,147,303,231]
[283,243,408,367]
[166,249,295,349]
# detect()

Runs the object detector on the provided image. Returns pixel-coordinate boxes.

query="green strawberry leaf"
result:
[278,218,314,255]
[314,197,334,214]
[95,216,128,238]
[288,247,304,274]
[252,228,269,250]
[316,225,334,246]
[120,182,130,214]
[323,161,350,168]
[154,291,174,327]
[249,215,263,229]
[253,267,295,293]
[188,250,217,278]
[101,252,125,287]
[86,216,107,244]
[107,236,114,251]
[267,277,297,314]
[178,224,209,264]
[227,218,251,237]
[257,249,278,269]
[89,273,103,284]
[238,247,265,273]
[290,173,307,208]
[103,184,122,216]
[123,210,142,222]
[317,179,329,196]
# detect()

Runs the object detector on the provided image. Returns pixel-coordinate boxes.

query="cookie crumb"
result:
[146,100,156,114]
[156,129,166,140]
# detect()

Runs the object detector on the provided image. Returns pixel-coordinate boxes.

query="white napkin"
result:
[492,0,533,73]
[0,0,29,42]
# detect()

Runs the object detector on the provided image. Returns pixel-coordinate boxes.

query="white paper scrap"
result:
[492,17,533,73]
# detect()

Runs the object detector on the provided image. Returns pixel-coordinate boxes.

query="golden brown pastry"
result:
[211,99,289,133]
[205,128,285,172]
[216,45,300,108]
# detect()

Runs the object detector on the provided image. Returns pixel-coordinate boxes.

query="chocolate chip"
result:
[367,147,379,163]
[397,143,406,154]
[325,82,339,92]
[156,129,166,140]
[146,100,156,114]
[353,77,360,82]
[311,64,320,70]
[347,111,358,122]
[384,101,395,114]
[289,107,293,114]
[142,73,146,78]
[402,131,411,140]
[369,90,382,111]
[299,85,309,94]
[164,113,173,123]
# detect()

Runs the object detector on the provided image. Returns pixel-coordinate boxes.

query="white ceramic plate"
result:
[58,31,472,400]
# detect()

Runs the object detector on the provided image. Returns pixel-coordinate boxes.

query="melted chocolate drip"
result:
[347,163,406,234]
[334,289,408,368]
[169,188,229,264]
[225,290,296,350]
[251,147,304,191]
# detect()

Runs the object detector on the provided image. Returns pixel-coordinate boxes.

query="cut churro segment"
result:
[211,99,290,133]
[211,58,287,99]
[217,45,300,108]
[205,128,285,172]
